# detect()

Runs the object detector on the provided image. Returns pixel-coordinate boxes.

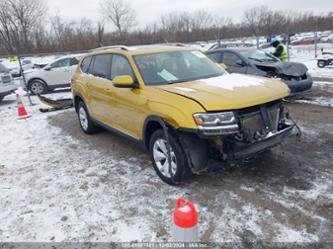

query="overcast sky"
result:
[45,0,333,29]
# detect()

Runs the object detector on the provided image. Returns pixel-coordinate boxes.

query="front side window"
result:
[50,58,71,69]
[91,55,112,79]
[208,52,222,62]
[222,52,242,67]
[134,50,223,86]
[110,55,134,80]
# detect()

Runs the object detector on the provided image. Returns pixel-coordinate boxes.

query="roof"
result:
[207,47,255,53]
[89,44,195,56]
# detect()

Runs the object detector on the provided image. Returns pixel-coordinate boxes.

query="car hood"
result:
[255,61,308,77]
[154,74,290,111]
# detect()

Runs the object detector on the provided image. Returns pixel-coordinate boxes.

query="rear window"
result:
[91,55,112,79]
[80,56,92,73]
[0,63,8,73]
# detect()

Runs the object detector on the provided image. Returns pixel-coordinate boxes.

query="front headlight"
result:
[193,112,239,136]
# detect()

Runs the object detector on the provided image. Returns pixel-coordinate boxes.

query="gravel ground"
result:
[0,83,332,243]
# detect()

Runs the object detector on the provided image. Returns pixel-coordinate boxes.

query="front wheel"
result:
[149,129,191,185]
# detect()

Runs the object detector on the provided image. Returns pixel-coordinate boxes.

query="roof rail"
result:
[89,45,129,52]
[158,43,187,47]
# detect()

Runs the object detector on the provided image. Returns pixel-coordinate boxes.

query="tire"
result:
[317,60,327,68]
[29,80,48,95]
[77,101,100,134]
[149,129,190,185]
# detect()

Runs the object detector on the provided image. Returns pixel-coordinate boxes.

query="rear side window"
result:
[80,56,92,73]
[50,58,71,68]
[111,55,134,79]
[91,55,112,79]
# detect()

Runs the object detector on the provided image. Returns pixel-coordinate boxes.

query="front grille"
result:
[1,75,11,84]
[281,74,307,81]
[238,101,281,142]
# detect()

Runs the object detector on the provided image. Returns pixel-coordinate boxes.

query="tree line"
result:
[0,0,332,55]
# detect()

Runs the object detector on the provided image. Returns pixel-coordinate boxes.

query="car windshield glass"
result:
[239,50,279,62]
[134,50,223,85]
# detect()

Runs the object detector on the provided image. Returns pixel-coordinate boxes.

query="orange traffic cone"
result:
[16,93,30,119]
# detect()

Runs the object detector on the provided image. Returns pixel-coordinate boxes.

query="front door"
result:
[222,52,248,74]
[108,54,145,139]
[46,58,75,85]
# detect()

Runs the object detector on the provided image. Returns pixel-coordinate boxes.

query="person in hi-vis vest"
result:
[271,37,288,62]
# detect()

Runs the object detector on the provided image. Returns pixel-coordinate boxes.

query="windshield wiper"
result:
[248,57,263,62]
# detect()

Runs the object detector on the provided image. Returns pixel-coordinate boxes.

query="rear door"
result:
[221,52,248,74]
[85,54,113,124]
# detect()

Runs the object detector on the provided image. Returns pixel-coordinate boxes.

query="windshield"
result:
[134,50,223,85]
[239,49,279,63]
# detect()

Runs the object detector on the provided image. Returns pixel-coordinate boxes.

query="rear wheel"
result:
[29,80,48,95]
[149,129,190,185]
[77,101,100,134]
[317,60,327,68]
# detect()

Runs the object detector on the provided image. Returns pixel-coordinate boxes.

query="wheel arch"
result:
[143,116,172,151]
[73,93,86,113]
[27,77,47,88]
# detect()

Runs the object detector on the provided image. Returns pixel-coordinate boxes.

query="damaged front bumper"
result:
[283,73,313,96]
[233,123,295,159]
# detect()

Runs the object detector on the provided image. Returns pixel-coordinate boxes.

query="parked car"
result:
[71,45,297,185]
[291,37,318,46]
[206,48,313,95]
[320,34,333,43]
[0,64,17,103]
[24,55,80,94]
[10,59,34,77]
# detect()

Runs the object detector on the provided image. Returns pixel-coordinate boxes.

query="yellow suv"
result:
[71,45,296,185]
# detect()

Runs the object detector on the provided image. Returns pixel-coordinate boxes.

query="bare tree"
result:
[97,21,105,47]
[0,0,46,52]
[243,5,269,47]
[100,0,136,39]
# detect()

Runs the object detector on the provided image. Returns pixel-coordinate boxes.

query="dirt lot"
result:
[0,83,332,243]
[47,91,333,242]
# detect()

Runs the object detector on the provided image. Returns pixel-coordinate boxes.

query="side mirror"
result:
[112,75,135,88]
[236,60,246,67]
[219,63,228,71]
[44,66,52,71]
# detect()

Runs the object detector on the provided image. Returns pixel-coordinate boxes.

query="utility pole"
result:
[314,19,318,59]
[286,27,290,61]
[17,54,33,106]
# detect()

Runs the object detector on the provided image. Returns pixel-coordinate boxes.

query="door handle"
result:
[104,88,112,92]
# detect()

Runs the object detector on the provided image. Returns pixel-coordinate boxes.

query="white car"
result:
[321,34,333,43]
[24,55,80,94]
[0,64,16,103]
[10,59,34,77]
